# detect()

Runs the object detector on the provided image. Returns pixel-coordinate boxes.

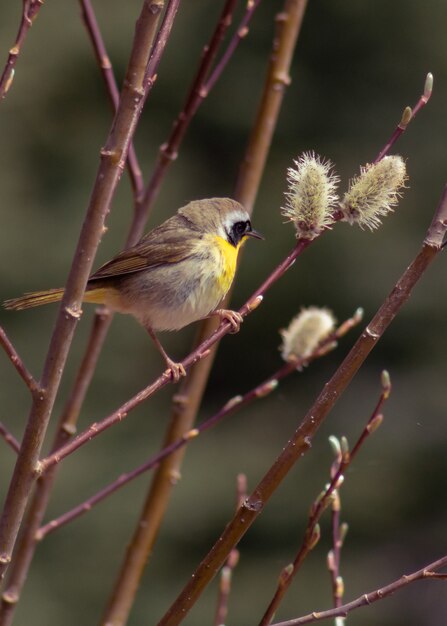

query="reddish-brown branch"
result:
[0,0,44,100]
[0,425,20,456]
[270,554,447,626]
[213,474,247,626]
[36,310,360,539]
[258,376,390,625]
[79,0,145,203]
[156,187,447,625]
[374,73,433,163]
[0,326,39,397]
[0,0,169,583]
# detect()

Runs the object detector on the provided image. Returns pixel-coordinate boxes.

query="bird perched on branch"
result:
[4,198,262,381]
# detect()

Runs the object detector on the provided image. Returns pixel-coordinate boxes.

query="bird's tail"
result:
[4,287,108,311]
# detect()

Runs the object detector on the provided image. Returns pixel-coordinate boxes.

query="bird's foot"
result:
[214,309,243,333]
[163,358,186,383]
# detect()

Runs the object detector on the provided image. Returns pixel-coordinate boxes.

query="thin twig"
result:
[0,0,44,100]
[0,0,168,583]
[213,474,247,626]
[136,0,246,236]
[36,310,360,540]
[270,554,447,626]
[258,374,390,625]
[156,186,447,626]
[0,424,20,455]
[0,326,40,396]
[374,73,433,163]
[79,0,145,204]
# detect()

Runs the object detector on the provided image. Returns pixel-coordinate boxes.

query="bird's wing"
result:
[89,233,200,281]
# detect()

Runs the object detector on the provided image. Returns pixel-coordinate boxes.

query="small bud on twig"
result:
[424,72,433,99]
[367,413,383,434]
[340,155,407,230]
[308,523,321,550]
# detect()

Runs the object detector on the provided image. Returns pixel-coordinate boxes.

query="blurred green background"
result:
[1,1,447,625]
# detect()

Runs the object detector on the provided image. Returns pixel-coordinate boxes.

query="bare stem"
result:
[0,425,20,456]
[0,326,39,396]
[79,0,145,203]
[36,310,360,540]
[0,0,167,583]
[213,474,247,626]
[374,72,433,163]
[0,0,44,100]
[258,376,390,626]
[270,554,447,626]
[136,0,243,236]
[156,187,447,626]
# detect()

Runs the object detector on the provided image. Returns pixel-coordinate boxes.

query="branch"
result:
[36,309,360,540]
[213,474,247,626]
[0,424,20,455]
[156,187,447,625]
[374,73,433,163]
[258,373,390,625]
[0,0,44,100]
[270,554,447,625]
[37,240,309,474]
[0,0,169,582]
[136,0,250,236]
[79,0,145,203]
[0,326,40,397]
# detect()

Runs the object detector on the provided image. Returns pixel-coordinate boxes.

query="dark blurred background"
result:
[1,1,447,625]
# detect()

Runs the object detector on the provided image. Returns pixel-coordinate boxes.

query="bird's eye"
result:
[234,221,247,235]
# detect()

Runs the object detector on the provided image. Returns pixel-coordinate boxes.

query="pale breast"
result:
[111,235,238,331]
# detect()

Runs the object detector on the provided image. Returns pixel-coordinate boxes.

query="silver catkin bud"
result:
[340,155,407,230]
[281,152,339,239]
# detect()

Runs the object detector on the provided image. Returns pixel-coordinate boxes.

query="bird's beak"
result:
[245,229,264,240]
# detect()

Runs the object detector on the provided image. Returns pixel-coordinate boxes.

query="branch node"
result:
[273,71,292,86]
[1,589,18,605]
[223,394,243,411]
[64,305,82,320]
[168,470,182,485]
[159,142,178,162]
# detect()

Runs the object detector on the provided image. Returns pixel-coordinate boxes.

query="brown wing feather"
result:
[89,219,201,281]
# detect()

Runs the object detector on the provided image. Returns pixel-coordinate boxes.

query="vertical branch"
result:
[213,474,246,626]
[133,0,241,240]
[0,0,167,584]
[235,0,309,209]
[100,2,309,625]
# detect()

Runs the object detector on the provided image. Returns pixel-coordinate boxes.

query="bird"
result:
[4,198,263,381]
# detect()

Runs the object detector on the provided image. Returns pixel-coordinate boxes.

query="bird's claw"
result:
[164,359,187,382]
[214,309,243,333]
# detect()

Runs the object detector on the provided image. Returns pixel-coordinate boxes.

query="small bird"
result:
[4,198,262,380]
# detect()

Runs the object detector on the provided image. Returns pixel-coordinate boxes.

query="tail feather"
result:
[3,286,112,311]
[4,288,65,311]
